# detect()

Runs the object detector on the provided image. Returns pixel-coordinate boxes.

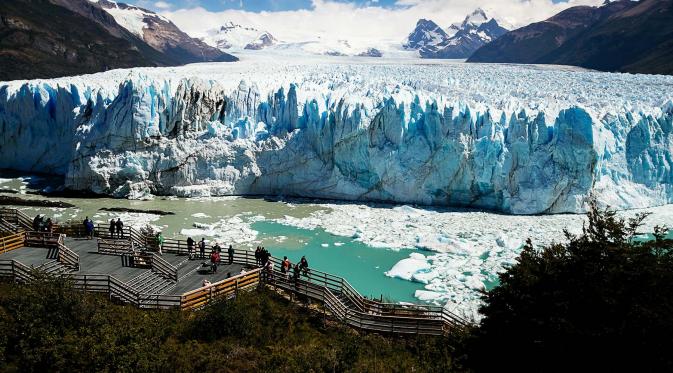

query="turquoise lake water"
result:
[253,221,427,302]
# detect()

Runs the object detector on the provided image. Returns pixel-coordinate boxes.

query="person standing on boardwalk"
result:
[210,249,220,273]
[109,219,115,238]
[282,257,291,281]
[32,215,40,231]
[84,217,94,239]
[263,259,274,282]
[115,218,124,238]
[187,237,195,259]
[157,232,164,255]
[299,256,309,276]
[255,247,262,266]
[261,247,269,266]
[199,238,206,259]
[293,264,301,288]
[228,245,234,265]
[46,218,54,233]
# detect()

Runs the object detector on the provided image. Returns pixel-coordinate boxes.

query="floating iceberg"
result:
[1,57,672,214]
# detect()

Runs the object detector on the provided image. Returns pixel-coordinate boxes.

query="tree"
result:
[465,201,673,372]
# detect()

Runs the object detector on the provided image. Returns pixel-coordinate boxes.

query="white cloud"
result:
[154,1,172,9]
[162,0,604,45]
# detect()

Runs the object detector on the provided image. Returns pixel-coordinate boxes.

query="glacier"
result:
[1,55,672,214]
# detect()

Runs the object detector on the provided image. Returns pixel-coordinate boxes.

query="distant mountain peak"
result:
[463,8,488,27]
[406,9,508,59]
[203,22,277,51]
[404,19,448,50]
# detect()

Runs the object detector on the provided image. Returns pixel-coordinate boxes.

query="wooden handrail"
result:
[181,268,262,310]
[0,232,25,254]
[1,209,468,334]
[151,253,178,282]
[57,242,80,271]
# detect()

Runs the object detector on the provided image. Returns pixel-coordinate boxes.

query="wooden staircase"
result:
[36,260,75,276]
[127,271,175,295]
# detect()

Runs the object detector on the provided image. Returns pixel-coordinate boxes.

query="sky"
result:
[137,0,606,45]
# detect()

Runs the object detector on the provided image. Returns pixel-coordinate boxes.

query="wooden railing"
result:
[151,253,178,282]
[0,208,33,231]
[181,268,261,311]
[0,232,25,254]
[1,209,468,335]
[0,259,34,282]
[23,231,80,272]
[0,263,182,309]
[97,238,134,255]
[0,217,23,236]
[57,241,80,271]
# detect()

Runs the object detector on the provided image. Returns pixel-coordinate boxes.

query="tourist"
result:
[85,217,94,239]
[255,246,262,266]
[280,256,288,275]
[115,218,124,238]
[293,264,301,288]
[187,237,195,259]
[46,218,54,233]
[199,238,206,259]
[202,279,211,287]
[228,244,234,265]
[108,219,115,237]
[299,256,309,276]
[210,249,220,273]
[32,214,41,231]
[263,259,274,282]
[157,232,164,255]
[213,242,221,254]
[261,247,270,266]
[282,256,291,281]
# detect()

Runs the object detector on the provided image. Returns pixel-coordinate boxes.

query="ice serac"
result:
[0,66,672,214]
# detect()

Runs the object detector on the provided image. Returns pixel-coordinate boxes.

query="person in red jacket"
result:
[210,250,221,273]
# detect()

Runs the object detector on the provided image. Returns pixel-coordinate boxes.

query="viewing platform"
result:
[0,208,467,336]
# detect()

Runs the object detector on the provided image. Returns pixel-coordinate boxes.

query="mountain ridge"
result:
[468,0,673,75]
[0,0,236,81]
[405,9,509,59]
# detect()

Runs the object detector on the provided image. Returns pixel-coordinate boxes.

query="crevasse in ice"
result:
[0,61,671,214]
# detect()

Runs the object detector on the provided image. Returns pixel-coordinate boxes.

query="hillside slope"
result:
[468,0,673,75]
[0,0,236,81]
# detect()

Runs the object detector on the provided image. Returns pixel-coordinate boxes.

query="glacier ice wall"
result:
[1,64,672,214]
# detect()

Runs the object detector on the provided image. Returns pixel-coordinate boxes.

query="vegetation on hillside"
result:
[463,201,673,371]
[0,275,460,372]
[0,202,671,372]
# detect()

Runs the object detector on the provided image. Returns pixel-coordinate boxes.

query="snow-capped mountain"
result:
[202,22,278,51]
[91,0,236,63]
[202,22,386,57]
[0,0,235,80]
[403,19,449,52]
[244,32,278,50]
[406,8,509,59]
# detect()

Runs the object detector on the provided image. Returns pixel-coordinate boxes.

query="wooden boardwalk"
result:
[0,208,468,337]
[0,237,245,296]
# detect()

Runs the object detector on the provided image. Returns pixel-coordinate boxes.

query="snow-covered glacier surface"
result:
[1,55,672,214]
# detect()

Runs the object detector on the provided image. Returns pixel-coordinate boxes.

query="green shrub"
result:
[465,201,673,372]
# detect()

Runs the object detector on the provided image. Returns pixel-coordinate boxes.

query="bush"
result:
[464,201,673,372]
[0,279,461,372]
